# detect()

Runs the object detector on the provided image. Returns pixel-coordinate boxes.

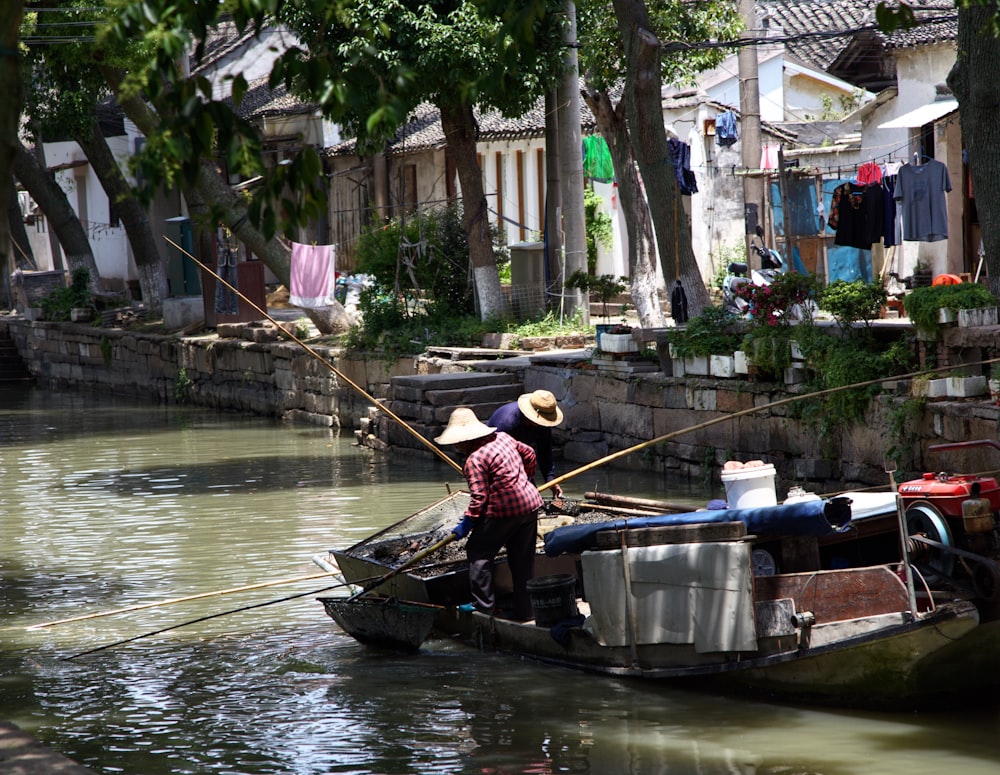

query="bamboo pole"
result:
[27,571,338,630]
[584,491,690,513]
[164,236,463,475]
[63,578,361,661]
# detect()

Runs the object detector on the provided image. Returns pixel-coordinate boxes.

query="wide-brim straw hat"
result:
[517,389,564,427]
[435,407,497,445]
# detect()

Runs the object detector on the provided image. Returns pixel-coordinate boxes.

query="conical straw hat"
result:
[435,407,496,445]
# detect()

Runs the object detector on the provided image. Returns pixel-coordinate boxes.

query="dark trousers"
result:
[466,511,538,619]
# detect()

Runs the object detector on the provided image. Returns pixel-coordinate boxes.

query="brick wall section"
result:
[5,318,999,494]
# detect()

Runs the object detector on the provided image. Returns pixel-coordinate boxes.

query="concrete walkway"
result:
[0,723,94,774]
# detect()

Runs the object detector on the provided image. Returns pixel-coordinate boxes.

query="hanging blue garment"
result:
[716,110,738,147]
[667,138,698,195]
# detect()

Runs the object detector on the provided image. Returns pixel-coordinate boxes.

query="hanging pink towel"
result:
[760,144,779,171]
[289,242,336,308]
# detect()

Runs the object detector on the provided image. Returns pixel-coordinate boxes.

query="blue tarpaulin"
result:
[543,498,853,557]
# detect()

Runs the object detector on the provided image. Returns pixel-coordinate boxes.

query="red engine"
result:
[898,472,1000,517]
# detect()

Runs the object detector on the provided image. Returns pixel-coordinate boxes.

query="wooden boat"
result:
[316,492,1000,709]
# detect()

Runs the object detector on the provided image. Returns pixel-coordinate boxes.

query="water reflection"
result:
[2,387,1000,774]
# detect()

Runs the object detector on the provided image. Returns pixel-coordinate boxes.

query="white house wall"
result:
[478,135,631,279]
[25,139,132,284]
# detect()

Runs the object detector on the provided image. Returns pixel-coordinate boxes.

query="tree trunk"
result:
[439,101,507,320]
[0,1,23,308]
[11,140,103,290]
[110,72,349,334]
[78,120,167,317]
[611,0,710,317]
[582,84,665,328]
[557,0,589,322]
[948,7,1000,299]
[7,177,34,268]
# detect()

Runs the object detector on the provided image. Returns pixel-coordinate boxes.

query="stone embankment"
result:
[4,315,999,495]
[0,721,95,774]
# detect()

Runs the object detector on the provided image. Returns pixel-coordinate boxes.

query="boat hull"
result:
[438,600,988,710]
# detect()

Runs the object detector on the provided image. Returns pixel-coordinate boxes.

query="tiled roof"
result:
[190,19,260,75]
[758,0,874,70]
[757,0,956,71]
[324,98,598,158]
[236,77,313,120]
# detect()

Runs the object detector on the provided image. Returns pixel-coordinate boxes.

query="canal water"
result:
[1,385,999,774]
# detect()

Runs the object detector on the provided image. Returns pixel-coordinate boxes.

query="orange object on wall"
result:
[931,273,963,286]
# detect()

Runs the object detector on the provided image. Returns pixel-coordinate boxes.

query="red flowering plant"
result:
[736,272,817,327]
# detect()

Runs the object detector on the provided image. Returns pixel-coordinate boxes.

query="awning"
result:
[878,99,958,129]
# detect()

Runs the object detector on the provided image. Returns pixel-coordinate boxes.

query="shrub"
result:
[39,267,93,321]
[903,283,997,336]
[668,305,743,358]
[736,271,821,327]
[819,280,887,333]
[355,202,507,316]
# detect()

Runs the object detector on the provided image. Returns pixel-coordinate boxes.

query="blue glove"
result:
[452,516,475,539]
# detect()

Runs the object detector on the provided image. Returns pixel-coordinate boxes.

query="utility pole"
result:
[737,0,764,265]
[557,0,589,323]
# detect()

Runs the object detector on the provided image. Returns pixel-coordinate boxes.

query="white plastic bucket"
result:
[721,464,777,510]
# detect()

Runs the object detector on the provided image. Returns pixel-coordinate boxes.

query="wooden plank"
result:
[753,566,909,623]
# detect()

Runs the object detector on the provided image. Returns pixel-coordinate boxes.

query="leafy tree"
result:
[277,0,566,321]
[19,2,168,311]
[579,0,740,325]
[98,0,565,326]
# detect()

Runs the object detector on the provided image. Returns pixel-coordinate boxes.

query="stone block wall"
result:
[5,317,998,494]
[2,318,409,429]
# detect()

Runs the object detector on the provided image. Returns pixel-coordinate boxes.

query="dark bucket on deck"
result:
[527,573,578,626]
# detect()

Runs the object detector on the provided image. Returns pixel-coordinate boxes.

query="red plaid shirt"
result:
[463,432,544,520]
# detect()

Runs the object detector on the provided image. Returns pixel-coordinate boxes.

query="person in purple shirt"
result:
[488,390,564,499]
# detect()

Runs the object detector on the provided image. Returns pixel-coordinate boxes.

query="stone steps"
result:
[356,371,523,453]
[0,330,31,382]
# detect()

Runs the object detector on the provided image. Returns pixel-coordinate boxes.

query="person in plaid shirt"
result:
[436,407,544,620]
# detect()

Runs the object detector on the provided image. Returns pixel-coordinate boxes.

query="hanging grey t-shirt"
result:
[894,160,952,242]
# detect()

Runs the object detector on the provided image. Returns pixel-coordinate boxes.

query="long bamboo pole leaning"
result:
[27,571,338,630]
[163,236,462,475]
[62,575,382,661]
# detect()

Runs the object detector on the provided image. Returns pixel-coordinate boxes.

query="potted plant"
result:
[911,259,933,288]
[903,283,998,338]
[566,270,628,324]
[667,305,743,376]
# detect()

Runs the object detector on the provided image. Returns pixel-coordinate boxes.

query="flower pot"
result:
[912,377,948,399]
[710,354,735,379]
[70,308,91,323]
[958,306,999,328]
[23,307,44,321]
[600,333,639,353]
[733,350,749,375]
[684,355,709,376]
[947,375,988,398]
[938,308,957,325]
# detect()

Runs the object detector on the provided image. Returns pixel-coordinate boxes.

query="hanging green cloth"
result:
[582,135,615,183]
